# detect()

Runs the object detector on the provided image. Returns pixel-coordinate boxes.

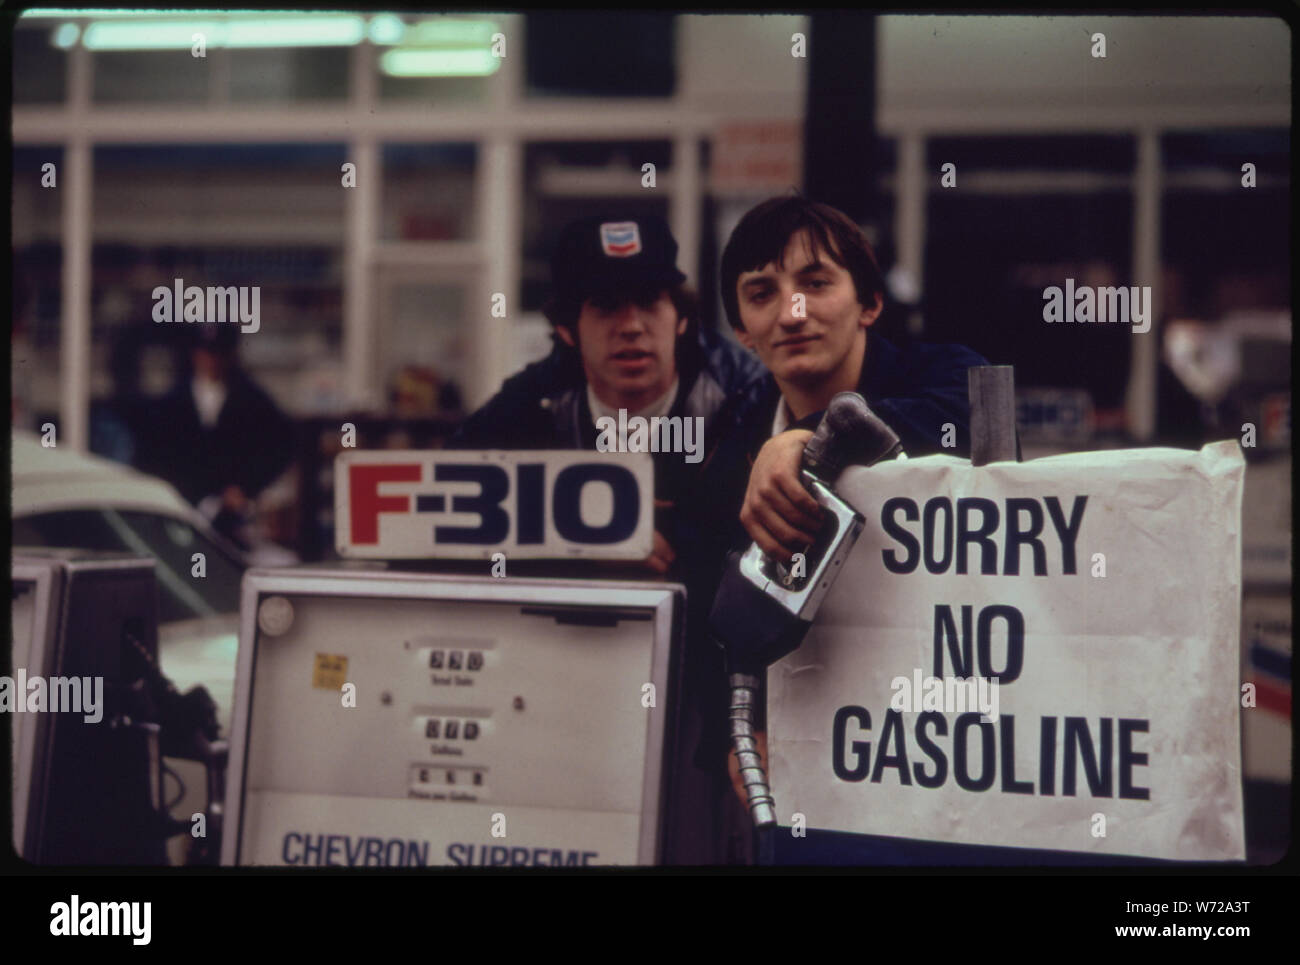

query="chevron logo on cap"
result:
[600,221,642,257]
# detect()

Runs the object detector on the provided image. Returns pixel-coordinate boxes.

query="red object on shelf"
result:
[401,214,454,241]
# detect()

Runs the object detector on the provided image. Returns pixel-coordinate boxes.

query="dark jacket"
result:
[446,325,768,864]
[681,334,989,758]
[448,325,765,453]
[691,333,991,568]
[139,369,294,507]
[447,326,768,550]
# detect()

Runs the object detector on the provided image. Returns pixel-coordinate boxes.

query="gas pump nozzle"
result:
[708,392,902,830]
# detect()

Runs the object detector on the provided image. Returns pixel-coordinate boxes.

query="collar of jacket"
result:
[547,366,728,447]
[746,334,902,451]
[543,330,749,446]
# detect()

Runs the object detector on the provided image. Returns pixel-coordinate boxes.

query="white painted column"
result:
[671,133,702,286]
[343,40,378,410]
[476,136,522,409]
[894,131,926,333]
[343,138,378,410]
[471,14,524,408]
[1126,128,1161,441]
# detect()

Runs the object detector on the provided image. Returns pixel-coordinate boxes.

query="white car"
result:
[11,429,278,862]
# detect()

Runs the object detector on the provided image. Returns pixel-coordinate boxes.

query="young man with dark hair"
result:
[447,214,766,863]
[692,196,989,840]
[449,214,765,572]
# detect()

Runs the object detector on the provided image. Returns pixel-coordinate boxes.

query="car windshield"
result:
[13,509,243,622]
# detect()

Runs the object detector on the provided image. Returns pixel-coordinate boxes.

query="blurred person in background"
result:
[138,323,295,555]
[89,325,175,466]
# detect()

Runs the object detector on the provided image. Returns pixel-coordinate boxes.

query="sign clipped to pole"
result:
[768,441,1246,861]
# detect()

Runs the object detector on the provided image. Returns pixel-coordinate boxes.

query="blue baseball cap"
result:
[550,215,687,303]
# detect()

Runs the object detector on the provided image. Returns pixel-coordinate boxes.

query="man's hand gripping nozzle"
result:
[709,392,902,830]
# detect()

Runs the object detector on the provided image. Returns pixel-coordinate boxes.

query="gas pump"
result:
[222,451,685,866]
[11,549,224,864]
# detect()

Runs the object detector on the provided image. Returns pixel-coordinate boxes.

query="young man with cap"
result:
[447,214,766,863]
[449,215,765,573]
[690,196,989,855]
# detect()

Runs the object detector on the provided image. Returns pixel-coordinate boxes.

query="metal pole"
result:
[968,365,1018,465]
[670,133,701,289]
[1126,128,1161,442]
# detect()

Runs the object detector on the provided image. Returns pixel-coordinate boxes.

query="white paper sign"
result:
[769,441,1246,861]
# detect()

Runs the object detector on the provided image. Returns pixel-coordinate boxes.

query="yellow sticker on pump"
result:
[312,653,348,690]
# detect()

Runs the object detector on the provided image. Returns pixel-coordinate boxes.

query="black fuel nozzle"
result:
[802,391,904,482]
[709,393,902,831]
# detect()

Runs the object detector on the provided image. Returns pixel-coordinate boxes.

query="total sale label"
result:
[335,450,653,559]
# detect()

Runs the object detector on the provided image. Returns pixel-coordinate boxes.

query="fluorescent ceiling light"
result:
[27,9,245,17]
[79,15,366,49]
[52,23,80,48]
[368,14,406,45]
[404,19,496,46]
[380,48,500,78]
[83,20,222,49]
[35,10,486,56]
[225,17,365,47]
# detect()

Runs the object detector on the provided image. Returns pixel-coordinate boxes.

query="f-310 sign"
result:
[335,451,653,560]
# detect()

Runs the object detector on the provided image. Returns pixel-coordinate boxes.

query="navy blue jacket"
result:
[446,325,769,864]
[447,326,768,553]
[140,369,294,507]
[448,326,765,454]
[679,335,989,777]
[688,334,990,589]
